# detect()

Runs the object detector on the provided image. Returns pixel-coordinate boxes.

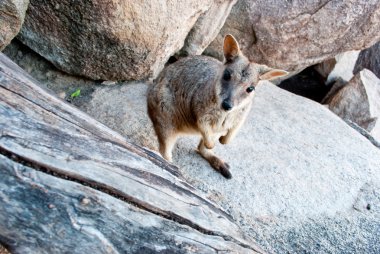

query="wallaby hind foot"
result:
[197,139,232,179]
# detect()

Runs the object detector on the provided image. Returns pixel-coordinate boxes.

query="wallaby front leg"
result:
[220,107,250,145]
[219,121,243,145]
[197,139,232,179]
[200,128,215,149]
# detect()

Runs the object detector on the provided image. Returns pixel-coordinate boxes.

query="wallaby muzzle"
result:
[222,100,233,111]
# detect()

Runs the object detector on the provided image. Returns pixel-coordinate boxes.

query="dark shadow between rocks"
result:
[278,66,333,103]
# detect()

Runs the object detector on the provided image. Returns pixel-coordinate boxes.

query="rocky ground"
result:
[3,41,380,253]
[2,40,99,107]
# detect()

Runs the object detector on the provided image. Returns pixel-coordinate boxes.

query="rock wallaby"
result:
[147,34,288,179]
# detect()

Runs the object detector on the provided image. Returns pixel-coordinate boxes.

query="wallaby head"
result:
[218,34,288,111]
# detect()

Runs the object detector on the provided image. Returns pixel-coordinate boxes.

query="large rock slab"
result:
[315,40,380,85]
[17,0,236,81]
[324,69,380,141]
[206,0,380,72]
[0,53,262,253]
[4,43,380,252]
[79,80,380,253]
[0,0,29,50]
[81,82,157,149]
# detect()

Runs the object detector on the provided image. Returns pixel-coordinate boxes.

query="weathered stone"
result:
[2,40,100,110]
[181,0,237,56]
[354,41,380,79]
[78,80,380,253]
[17,0,236,81]
[324,69,380,141]
[81,82,157,150]
[0,53,263,253]
[315,41,380,84]
[0,0,29,50]
[206,0,380,72]
[5,37,380,253]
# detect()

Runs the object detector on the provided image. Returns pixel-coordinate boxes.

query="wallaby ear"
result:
[259,65,288,81]
[223,34,241,62]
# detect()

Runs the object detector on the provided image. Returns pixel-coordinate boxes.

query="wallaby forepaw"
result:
[219,135,229,145]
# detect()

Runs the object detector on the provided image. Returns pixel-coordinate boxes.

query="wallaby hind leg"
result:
[155,128,177,162]
[197,139,232,179]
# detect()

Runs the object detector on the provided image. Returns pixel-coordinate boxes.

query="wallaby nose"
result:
[222,100,233,111]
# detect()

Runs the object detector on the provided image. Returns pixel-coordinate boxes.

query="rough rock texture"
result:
[324,69,380,141]
[314,40,380,84]
[3,40,100,107]
[0,0,29,50]
[181,0,237,56]
[4,37,380,253]
[0,52,263,253]
[81,82,156,149]
[17,0,236,81]
[206,0,380,72]
[354,41,380,79]
[78,81,380,254]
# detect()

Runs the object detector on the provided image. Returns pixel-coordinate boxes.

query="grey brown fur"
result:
[147,35,287,178]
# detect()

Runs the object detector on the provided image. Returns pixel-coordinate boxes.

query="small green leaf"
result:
[70,89,81,99]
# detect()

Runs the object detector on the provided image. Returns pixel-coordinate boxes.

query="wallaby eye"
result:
[246,86,255,93]
[223,69,231,81]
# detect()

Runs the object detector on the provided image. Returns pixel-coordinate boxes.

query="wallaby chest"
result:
[199,104,250,134]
